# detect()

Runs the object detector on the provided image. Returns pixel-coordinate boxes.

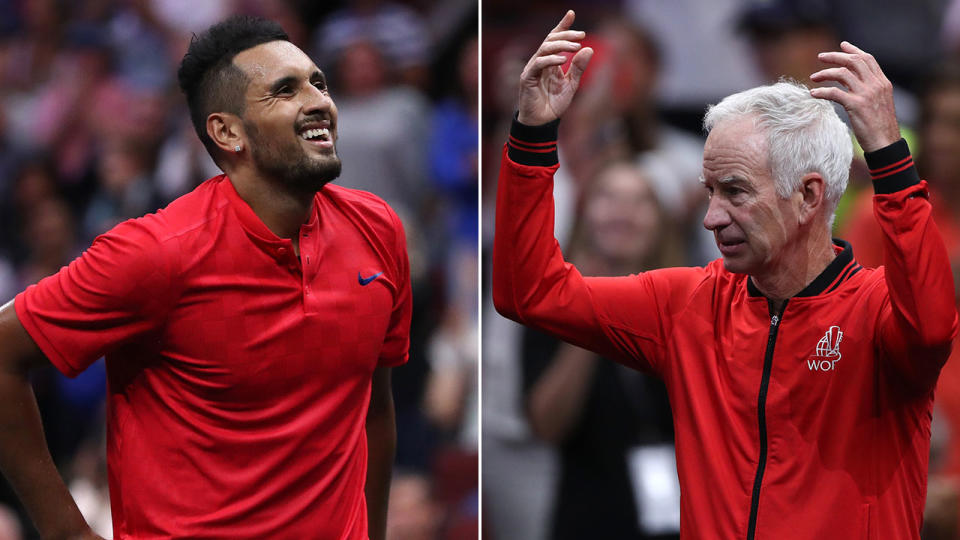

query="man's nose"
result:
[304,85,334,115]
[702,198,731,231]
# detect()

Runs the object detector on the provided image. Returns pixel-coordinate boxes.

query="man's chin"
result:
[720,256,751,275]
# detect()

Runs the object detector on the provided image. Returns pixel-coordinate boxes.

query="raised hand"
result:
[809,41,901,153]
[518,10,594,126]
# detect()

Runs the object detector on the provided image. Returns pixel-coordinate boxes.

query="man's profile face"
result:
[701,116,800,275]
[233,40,341,193]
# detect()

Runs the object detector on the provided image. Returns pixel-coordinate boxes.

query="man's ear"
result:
[206,112,245,155]
[797,172,826,226]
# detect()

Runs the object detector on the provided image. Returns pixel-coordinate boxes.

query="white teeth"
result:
[300,128,330,141]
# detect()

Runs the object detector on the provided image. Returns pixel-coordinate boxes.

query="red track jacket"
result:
[492,118,959,539]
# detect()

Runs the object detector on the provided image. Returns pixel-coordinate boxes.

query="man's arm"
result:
[0,302,100,539]
[365,366,396,540]
[812,43,959,386]
[493,11,703,373]
[524,337,599,444]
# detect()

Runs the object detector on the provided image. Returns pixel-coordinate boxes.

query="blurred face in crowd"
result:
[920,84,960,190]
[585,163,661,265]
[386,474,441,540]
[749,26,835,85]
[597,22,658,111]
[459,36,478,102]
[339,41,388,98]
[98,140,149,195]
[233,40,341,193]
[702,116,800,275]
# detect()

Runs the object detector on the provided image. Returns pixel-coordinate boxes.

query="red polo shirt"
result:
[15,175,411,538]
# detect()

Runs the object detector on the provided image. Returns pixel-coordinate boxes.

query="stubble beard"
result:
[245,122,342,195]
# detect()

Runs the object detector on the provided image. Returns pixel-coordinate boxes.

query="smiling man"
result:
[493,11,959,539]
[0,16,409,539]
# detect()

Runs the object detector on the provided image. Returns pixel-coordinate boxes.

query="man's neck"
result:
[227,169,315,253]
[750,235,837,305]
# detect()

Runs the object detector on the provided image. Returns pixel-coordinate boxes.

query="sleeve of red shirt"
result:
[492,117,705,375]
[867,139,960,389]
[14,217,176,378]
[377,205,411,367]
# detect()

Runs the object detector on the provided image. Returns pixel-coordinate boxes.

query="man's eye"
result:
[312,80,327,91]
[276,85,293,95]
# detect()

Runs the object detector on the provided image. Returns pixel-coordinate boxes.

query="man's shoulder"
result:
[113,175,229,242]
[319,184,404,232]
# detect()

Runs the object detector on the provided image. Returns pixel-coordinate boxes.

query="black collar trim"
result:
[747,239,859,298]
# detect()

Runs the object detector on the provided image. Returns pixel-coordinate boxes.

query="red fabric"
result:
[15,175,411,538]
[493,146,958,539]
[841,188,960,269]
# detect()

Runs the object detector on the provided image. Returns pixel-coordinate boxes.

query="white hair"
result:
[703,80,852,227]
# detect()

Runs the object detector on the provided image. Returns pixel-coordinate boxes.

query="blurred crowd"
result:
[0,0,477,538]
[482,1,960,539]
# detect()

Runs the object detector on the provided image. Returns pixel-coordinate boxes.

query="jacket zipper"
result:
[746,300,787,540]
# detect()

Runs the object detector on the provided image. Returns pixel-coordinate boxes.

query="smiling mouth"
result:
[299,127,331,142]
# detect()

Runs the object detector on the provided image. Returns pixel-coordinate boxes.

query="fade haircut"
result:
[177,16,289,166]
[703,80,853,228]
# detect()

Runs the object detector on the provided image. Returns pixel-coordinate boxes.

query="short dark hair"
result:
[177,16,289,165]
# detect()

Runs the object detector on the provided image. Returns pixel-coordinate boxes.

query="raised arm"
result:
[493,12,691,373]
[811,43,959,386]
[0,303,100,539]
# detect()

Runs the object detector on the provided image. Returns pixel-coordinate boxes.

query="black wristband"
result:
[507,113,560,167]
[863,138,920,194]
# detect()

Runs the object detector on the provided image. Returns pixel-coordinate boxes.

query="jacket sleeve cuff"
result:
[863,138,920,194]
[506,113,560,167]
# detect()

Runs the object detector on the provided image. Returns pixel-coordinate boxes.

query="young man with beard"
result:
[494,11,958,539]
[0,16,409,539]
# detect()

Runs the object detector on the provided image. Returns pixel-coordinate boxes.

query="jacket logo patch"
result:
[808,325,843,372]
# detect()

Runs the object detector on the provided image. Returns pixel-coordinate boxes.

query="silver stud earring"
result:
[234,145,242,153]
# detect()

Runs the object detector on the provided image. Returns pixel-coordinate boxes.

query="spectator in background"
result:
[560,18,710,263]
[896,63,960,540]
[424,33,478,448]
[386,472,443,540]
[28,23,111,185]
[738,0,836,88]
[17,197,77,289]
[81,138,159,243]
[2,157,59,263]
[330,39,430,222]
[312,0,431,90]
[522,162,681,540]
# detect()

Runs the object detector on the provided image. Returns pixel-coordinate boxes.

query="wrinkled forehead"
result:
[232,40,319,87]
[704,116,768,160]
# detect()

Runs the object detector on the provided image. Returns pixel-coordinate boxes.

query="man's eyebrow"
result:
[310,70,326,82]
[268,75,299,93]
[699,175,744,185]
[717,176,745,185]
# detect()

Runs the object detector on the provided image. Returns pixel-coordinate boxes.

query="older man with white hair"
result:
[493,10,959,540]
